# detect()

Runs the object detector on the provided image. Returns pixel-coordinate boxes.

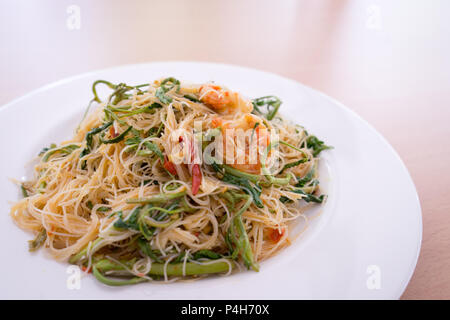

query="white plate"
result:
[0,62,421,299]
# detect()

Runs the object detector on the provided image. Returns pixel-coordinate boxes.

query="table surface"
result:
[1,0,449,300]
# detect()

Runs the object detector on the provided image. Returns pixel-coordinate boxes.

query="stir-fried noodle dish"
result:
[10,78,332,286]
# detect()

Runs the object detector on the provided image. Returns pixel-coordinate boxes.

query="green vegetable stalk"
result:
[68,237,103,264]
[226,194,259,272]
[28,229,47,252]
[252,96,282,120]
[92,258,234,286]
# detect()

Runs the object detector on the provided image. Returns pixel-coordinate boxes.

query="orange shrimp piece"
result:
[199,84,253,114]
[211,114,270,174]
[211,117,223,128]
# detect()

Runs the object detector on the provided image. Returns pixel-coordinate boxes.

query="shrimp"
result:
[210,114,270,174]
[199,84,253,114]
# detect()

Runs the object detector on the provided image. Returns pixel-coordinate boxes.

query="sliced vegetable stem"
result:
[69,238,103,264]
[28,228,47,252]
[93,265,147,286]
[227,195,259,271]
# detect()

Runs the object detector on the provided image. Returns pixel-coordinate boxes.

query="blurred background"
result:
[1,0,449,299]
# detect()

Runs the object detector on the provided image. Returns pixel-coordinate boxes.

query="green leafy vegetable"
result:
[125,137,141,146]
[115,102,162,118]
[223,174,264,208]
[137,238,163,263]
[172,251,188,264]
[156,88,172,104]
[291,189,325,203]
[193,250,222,260]
[295,168,315,188]
[137,208,155,240]
[99,125,132,144]
[252,96,282,120]
[260,142,294,186]
[160,77,180,92]
[38,181,47,193]
[109,83,134,105]
[91,80,116,103]
[211,162,264,208]
[21,184,29,198]
[28,229,47,252]
[155,77,180,104]
[126,190,187,205]
[41,144,80,162]
[143,141,164,161]
[79,121,113,161]
[279,196,292,204]
[68,238,103,264]
[280,158,308,173]
[113,208,140,231]
[306,135,332,157]
[38,143,57,156]
[147,123,164,137]
[183,94,200,103]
